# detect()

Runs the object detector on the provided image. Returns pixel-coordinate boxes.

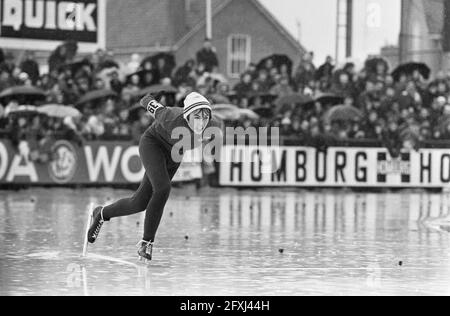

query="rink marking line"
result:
[85,253,139,268]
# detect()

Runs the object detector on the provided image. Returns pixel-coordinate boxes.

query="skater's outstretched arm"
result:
[139,93,169,121]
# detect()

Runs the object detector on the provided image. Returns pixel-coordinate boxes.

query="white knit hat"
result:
[183,92,211,120]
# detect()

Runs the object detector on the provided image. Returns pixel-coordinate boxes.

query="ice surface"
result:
[0,187,449,296]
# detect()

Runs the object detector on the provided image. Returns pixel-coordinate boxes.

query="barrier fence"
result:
[1,139,450,189]
[0,139,202,185]
[219,146,450,188]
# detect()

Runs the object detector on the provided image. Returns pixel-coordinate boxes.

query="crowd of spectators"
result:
[1,39,450,160]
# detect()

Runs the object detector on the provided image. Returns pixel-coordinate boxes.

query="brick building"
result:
[105,0,305,79]
[0,0,304,78]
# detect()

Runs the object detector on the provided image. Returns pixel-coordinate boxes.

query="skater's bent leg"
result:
[143,166,180,242]
[139,140,179,242]
[102,175,153,220]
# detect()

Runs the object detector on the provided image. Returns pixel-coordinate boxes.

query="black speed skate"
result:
[87,206,106,244]
[137,240,154,262]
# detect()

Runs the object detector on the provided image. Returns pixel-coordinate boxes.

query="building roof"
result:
[175,0,304,52]
[107,0,305,53]
[423,0,444,35]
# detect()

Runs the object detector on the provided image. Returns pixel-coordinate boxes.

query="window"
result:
[228,34,251,78]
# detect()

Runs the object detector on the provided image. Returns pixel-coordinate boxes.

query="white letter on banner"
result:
[121,146,144,182]
[25,0,44,28]
[75,2,96,31]
[45,0,57,29]
[0,142,9,180]
[3,0,23,31]
[6,156,38,182]
[84,146,122,182]
[58,2,76,30]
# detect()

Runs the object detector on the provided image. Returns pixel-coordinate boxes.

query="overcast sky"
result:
[259,0,401,66]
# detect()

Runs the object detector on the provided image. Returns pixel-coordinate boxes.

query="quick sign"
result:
[0,0,105,50]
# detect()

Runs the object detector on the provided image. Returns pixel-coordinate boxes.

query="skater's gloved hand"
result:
[140,93,165,118]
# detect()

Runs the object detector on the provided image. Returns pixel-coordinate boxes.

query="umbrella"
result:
[392,62,431,81]
[275,94,313,112]
[211,104,241,121]
[6,105,39,117]
[316,93,344,106]
[257,54,293,74]
[238,108,259,120]
[324,105,363,122]
[252,107,274,118]
[132,84,178,97]
[209,94,230,104]
[76,89,117,106]
[98,59,120,71]
[37,104,81,118]
[211,104,260,121]
[0,86,46,101]
[365,57,389,74]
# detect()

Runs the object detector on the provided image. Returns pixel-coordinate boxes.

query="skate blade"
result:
[82,203,95,257]
[138,256,152,264]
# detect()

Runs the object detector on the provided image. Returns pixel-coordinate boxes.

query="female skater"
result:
[86,91,220,261]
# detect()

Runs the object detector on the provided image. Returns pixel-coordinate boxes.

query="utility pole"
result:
[206,0,212,39]
[336,0,353,63]
[399,0,406,64]
[346,0,353,58]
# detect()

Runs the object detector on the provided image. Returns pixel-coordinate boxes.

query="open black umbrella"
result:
[324,105,363,122]
[315,93,344,106]
[0,86,46,101]
[392,62,431,81]
[98,59,120,72]
[76,89,117,106]
[365,57,389,74]
[257,54,293,74]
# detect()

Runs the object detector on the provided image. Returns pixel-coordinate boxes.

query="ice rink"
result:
[0,187,449,296]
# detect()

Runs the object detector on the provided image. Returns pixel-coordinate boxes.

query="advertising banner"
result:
[0,0,106,51]
[219,146,450,188]
[0,140,203,184]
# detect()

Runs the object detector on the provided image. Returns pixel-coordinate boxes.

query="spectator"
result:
[196,39,219,73]
[126,54,141,75]
[0,48,4,65]
[316,55,334,81]
[20,51,40,84]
